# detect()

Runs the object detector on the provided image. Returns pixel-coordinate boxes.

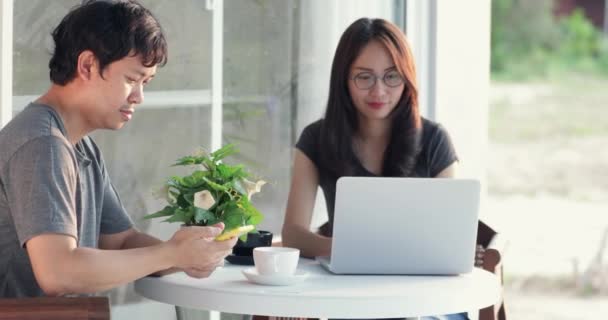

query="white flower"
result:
[242,179,267,200]
[193,190,216,210]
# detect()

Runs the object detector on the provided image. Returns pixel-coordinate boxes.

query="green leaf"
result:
[148,143,265,228]
[202,177,229,192]
[167,177,183,189]
[205,216,222,226]
[217,163,248,181]
[194,207,215,224]
[247,214,264,226]
[231,180,247,196]
[173,155,203,166]
[239,197,262,216]
[237,197,264,225]
[222,203,247,231]
[143,206,175,219]
[203,158,216,171]
[223,216,246,232]
[164,207,192,223]
[214,200,229,213]
[191,170,209,180]
[176,193,191,208]
[211,144,238,162]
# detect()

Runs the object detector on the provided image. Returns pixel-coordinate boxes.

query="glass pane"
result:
[223,0,399,233]
[13,0,77,111]
[91,0,214,306]
[90,0,214,237]
[79,0,212,212]
[223,0,297,233]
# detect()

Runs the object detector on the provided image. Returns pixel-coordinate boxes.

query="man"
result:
[0,0,237,297]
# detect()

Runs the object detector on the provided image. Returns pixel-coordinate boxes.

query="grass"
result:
[489,74,608,144]
[488,73,608,201]
[506,273,608,298]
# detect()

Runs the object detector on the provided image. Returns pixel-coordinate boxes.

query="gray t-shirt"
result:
[0,103,133,297]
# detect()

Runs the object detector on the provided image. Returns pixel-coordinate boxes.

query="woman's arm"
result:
[435,161,458,178]
[281,149,332,258]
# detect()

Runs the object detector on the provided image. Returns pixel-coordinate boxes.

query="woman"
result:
[282,18,470,320]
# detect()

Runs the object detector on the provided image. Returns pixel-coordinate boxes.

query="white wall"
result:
[433,0,491,185]
[406,0,491,230]
[409,0,491,182]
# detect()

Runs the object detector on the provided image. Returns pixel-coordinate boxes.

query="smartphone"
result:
[215,225,254,241]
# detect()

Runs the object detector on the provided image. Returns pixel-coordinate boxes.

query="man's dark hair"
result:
[49,0,168,85]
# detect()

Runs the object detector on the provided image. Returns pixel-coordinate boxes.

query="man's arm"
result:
[99,228,179,276]
[99,228,161,250]
[26,226,236,296]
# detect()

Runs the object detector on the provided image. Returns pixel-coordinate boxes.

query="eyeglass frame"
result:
[348,70,405,90]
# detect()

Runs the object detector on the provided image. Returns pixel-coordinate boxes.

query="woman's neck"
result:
[356,116,392,143]
[353,116,392,175]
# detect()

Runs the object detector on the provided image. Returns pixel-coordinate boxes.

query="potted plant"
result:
[144,144,266,241]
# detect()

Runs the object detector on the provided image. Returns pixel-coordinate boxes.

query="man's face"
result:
[85,55,156,130]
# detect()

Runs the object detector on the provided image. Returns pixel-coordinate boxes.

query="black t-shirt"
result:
[295,117,458,236]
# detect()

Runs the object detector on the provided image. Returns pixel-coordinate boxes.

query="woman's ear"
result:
[76,50,99,81]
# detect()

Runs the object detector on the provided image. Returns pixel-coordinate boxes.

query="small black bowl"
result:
[225,254,254,265]
[231,230,273,257]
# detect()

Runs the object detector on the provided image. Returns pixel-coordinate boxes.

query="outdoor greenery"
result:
[491,0,608,79]
[144,144,265,237]
[489,0,608,200]
[488,2,608,312]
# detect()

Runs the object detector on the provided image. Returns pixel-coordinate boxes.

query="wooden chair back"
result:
[0,297,110,320]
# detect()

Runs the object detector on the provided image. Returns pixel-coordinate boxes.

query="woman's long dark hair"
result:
[319,18,422,177]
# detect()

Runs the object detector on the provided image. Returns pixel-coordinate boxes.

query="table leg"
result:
[175,307,220,320]
[175,307,253,320]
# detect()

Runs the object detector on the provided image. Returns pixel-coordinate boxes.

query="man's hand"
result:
[168,223,237,277]
[182,260,224,279]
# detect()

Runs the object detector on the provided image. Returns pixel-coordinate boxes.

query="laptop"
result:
[317,177,480,275]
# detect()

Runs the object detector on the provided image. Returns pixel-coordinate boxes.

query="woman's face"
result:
[347,40,405,122]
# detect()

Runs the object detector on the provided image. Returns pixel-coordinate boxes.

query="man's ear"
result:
[76,50,99,81]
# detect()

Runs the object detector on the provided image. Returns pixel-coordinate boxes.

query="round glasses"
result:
[350,70,404,90]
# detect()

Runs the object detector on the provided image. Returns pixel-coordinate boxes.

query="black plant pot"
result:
[226,230,273,265]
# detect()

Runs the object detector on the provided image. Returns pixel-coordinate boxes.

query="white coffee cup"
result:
[253,247,300,276]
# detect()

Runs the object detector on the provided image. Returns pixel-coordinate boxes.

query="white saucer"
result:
[242,268,308,286]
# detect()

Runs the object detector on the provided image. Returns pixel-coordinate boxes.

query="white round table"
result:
[135,258,501,319]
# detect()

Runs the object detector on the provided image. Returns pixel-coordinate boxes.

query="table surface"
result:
[135,258,501,318]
